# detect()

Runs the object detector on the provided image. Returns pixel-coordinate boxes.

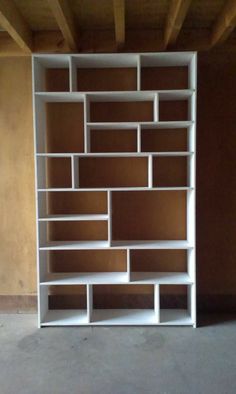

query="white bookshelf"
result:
[33,52,197,327]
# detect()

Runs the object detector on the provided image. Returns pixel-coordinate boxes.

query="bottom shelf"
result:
[41,309,193,326]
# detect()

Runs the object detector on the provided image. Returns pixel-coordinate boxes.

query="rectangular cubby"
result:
[159,284,192,325]
[46,102,84,153]
[130,249,189,283]
[153,156,188,187]
[92,284,157,325]
[90,128,138,153]
[140,53,193,91]
[33,52,196,327]
[79,157,148,188]
[34,56,70,92]
[40,220,108,243]
[37,157,72,189]
[39,191,107,218]
[112,191,187,241]
[90,100,154,123]
[74,54,138,92]
[141,127,188,152]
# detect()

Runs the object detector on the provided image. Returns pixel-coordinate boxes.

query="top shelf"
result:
[33,52,197,94]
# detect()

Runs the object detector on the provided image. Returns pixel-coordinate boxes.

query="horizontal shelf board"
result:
[160,309,193,325]
[91,309,157,325]
[112,241,194,249]
[38,214,108,221]
[131,272,193,284]
[41,272,128,285]
[35,90,194,102]
[38,187,194,192]
[39,240,194,250]
[87,121,194,129]
[40,241,109,250]
[37,152,193,158]
[41,310,88,326]
[41,309,193,326]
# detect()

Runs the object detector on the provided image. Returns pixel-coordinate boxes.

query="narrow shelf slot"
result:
[90,101,154,123]
[141,127,188,152]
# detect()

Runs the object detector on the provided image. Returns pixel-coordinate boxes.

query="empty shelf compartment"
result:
[153,156,188,187]
[79,157,148,188]
[45,102,84,153]
[90,101,154,123]
[130,249,191,283]
[34,56,70,92]
[92,284,157,325]
[159,284,192,325]
[141,127,188,152]
[112,191,187,241]
[90,128,137,153]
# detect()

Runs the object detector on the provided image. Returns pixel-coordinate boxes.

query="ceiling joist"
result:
[113,0,125,48]
[48,0,78,51]
[164,0,192,48]
[211,0,236,46]
[0,0,32,52]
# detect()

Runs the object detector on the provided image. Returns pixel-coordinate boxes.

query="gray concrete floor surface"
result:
[0,314,236,394]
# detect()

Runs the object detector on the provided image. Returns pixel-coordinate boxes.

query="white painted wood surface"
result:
[33,52,197,327]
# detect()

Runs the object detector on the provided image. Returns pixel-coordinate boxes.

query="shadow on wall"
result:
[197,51,236,312]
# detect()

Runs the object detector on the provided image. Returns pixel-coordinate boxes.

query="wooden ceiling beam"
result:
[164,0,192,48]
[0,0,32,52]
[113,0,125,48]
[211,0,236,47]
[48,0,78,51]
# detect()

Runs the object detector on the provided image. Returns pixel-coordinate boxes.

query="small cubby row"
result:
[34,53,196,93]
[40,283,194,326]
[37,155,193,189]
[39,248,194,284]
[38,190,189,244]
[35,93,194,154]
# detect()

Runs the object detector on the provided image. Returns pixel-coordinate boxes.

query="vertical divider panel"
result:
[87,284,93,323]
[84,94,90,153]
[127,249,131,281]
[108,190,112,246]
[33,57,45,92]
[39,250,48,283]
[148,155,153,188]
[154,93,159,122]
[39,285,48,327]
[71,155,79,188]
[137,124,141,152]
[154,284,160,323]
[137,55,141,91]
[69,56,77,92]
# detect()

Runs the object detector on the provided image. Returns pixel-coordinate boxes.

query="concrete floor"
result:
[0,314,236,394]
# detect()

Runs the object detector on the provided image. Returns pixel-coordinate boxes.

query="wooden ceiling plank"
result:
[164,0,192,48]
[113,0,125,48]
[48,0,78,51]
[211,0,236,47]
[0,0,32,52]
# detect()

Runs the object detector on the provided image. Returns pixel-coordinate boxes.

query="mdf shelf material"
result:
[33,52,197,327]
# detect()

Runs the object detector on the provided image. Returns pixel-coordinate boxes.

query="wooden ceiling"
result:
[0,0,236,55]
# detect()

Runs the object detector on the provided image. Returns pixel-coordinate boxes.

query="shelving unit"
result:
[33,52,197,327]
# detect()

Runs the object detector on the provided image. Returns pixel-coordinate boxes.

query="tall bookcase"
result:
[32,52,197,327]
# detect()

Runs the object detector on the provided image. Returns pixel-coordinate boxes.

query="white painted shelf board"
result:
[40,241,109,250]
[91,309,157,325]
[41,310,88,326]
[41,309,193,326]
[41,272,128,285]
[160,309,193,325]
[131,272,193,284]
[38,187,193,192]
[38,214,108,221]
[111,240,194,249]
[88,121,193,129]
[37,152,193,157]
[40,240,193,250]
